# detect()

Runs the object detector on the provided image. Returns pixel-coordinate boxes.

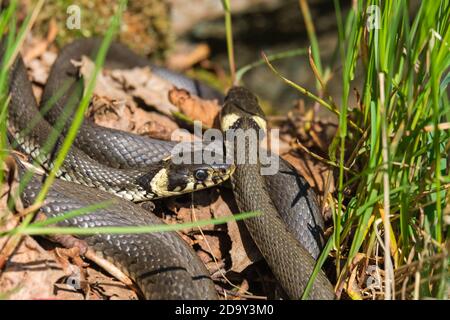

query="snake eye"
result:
[194,169,208,182]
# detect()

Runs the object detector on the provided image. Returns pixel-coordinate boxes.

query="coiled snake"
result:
[3,38,334,299]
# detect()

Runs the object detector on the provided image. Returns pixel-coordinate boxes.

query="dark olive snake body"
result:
[20,173,218,299]
[3,38,334,299]
[221,87,334,299]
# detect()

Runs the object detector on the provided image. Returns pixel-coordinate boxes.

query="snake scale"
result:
[3,38,334,299]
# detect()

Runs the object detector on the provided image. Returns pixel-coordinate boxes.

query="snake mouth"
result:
[210,164,235,186]
[193,163,235,190]
[149,162,235,198]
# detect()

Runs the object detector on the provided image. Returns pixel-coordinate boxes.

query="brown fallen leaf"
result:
[88,96,135,132]
[169,88,220,128]
[23,36,57,102]
[110,66,177,116]
[194,233,222,261]
[135,110,179,141]
[77,56,130,103]
[0,236,67,299]
[167,42,210,71]
[80,268,138,300]
[196,249,214,268]
[78,57,182,140]
[166,190,218,233]
[27,57,52,86]
[22,19,58,64]
[163,187,261,274]
[0,234,139,300]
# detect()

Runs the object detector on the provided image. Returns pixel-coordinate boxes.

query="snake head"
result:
[220,86,267,132]
[146,156,235,198]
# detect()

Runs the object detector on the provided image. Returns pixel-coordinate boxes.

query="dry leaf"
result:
[169,88,220,128]
[88,96,135,132]
[194,233,222,261]
[0,236,66,299]
[167,42,210,71]
[110,67,177,116]
[135,110,179,141]
[78,56,130,103]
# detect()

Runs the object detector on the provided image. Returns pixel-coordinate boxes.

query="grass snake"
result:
[3,38,334,299]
